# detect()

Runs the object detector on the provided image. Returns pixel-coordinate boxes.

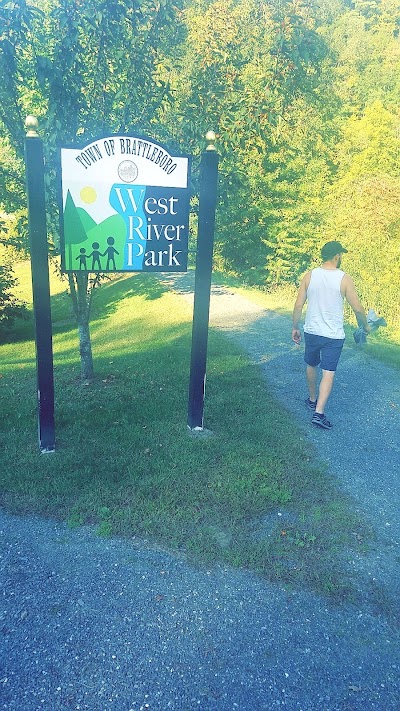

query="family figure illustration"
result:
[76,237,119,271]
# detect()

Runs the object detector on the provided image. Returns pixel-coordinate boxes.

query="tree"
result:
[0,0,182,377]
[319,3,400,330]
[0,259,28,335]
[1,0,399,336]
[161,0,335,283]
[321,102,400,329]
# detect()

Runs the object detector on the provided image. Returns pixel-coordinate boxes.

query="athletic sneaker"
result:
[311,413,332,430]
[305,398,317,410]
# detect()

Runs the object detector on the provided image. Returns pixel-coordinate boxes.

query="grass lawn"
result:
[0,262,371,599]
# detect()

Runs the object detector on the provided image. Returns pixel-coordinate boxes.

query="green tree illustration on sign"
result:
[63,190,89,270]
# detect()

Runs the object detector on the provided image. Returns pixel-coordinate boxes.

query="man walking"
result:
[292,241,370,429]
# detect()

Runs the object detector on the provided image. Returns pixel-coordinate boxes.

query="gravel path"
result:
[1,274,399,710]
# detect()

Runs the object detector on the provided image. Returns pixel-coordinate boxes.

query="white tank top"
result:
[304,267,345,339]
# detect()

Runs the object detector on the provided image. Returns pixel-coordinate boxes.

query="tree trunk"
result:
[78,319,94,380]
[68,272,95,380]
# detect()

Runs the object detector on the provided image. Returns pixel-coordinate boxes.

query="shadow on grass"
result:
[52,273,166,331]
[0,314,35,344]
[1,272,167,345]
[90,272,166,313]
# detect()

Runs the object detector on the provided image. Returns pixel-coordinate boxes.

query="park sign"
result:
[60,134,191,273]
[24,115,217,451]
[24,115,218,450]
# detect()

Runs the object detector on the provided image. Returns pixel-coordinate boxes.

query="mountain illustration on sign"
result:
[63,191,125,270]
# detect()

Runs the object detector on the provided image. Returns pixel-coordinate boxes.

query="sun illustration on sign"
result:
[80,186,97,203]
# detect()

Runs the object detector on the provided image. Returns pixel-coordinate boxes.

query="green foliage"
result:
[0,0,184,244]
[322,101,400,330]
[160,0,334,283]
[0,0,184,374]
[0,0,399,329]
[0,260,28,334]
[160,0,399,328]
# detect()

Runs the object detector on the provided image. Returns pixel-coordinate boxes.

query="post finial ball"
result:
[25,115,39,137]
[205,130,216,151]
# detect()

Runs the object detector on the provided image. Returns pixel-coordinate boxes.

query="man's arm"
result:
[341,274,371,331]
[292,273,310,344]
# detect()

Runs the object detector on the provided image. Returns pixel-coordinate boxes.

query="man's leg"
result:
[315,337,344,415]
[306,365,318,402]
[315,369,335,414]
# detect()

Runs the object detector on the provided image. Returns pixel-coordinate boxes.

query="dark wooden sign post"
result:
[187,132,219,430]
[24,116,55,453]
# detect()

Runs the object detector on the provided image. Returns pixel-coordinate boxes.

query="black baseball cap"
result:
[321,240,348,260]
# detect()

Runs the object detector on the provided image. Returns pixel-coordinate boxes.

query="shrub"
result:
[0,261,28,334]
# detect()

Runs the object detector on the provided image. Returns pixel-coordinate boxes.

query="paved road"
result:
[1,276,399,710]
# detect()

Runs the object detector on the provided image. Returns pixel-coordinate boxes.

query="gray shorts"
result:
[304,332,345,372]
